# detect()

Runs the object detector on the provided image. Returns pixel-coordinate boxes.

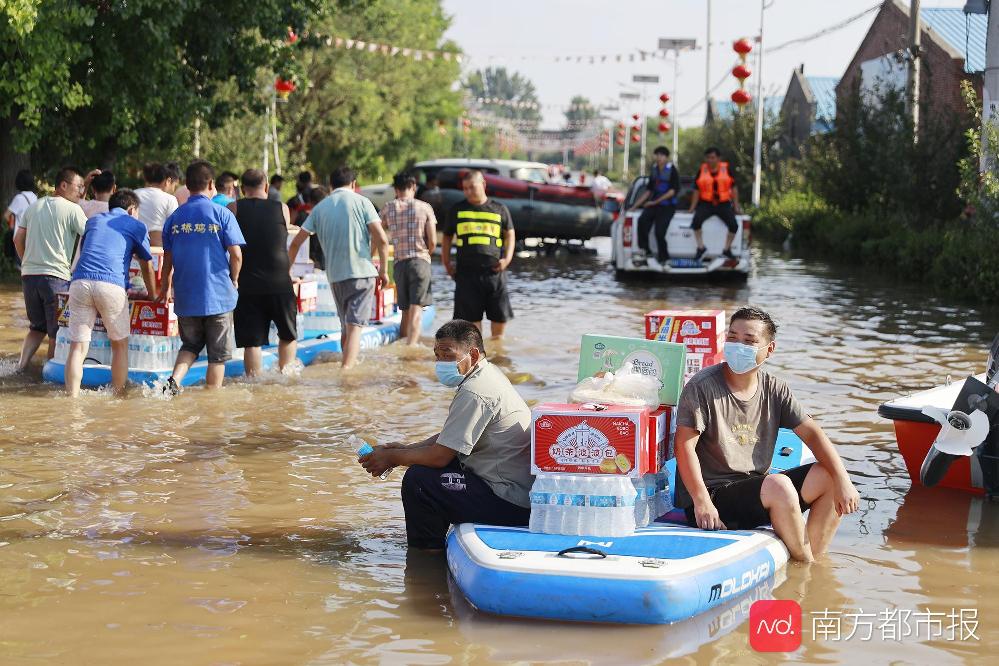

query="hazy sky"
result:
[442,0,968,128]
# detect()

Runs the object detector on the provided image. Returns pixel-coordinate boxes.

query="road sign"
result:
[632,75,660,84]
[658,38,697,51]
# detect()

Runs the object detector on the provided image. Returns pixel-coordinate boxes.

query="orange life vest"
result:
[696,161,733,204]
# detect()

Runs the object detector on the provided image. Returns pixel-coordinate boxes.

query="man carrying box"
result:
[359,319,533,550]
[157,161,245,393]
[674,306,859,562]
[64,189,158,397]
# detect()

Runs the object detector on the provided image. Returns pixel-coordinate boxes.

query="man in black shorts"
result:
[441,170,515,339]
[228,169,297,375]
[688,147,741,261]
[674,306,860,562]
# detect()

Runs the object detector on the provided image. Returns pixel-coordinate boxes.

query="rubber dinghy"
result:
[447,428,814,625]
[41,306,436,388]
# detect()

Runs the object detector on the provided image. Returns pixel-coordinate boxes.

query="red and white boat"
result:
[878,374,999,495]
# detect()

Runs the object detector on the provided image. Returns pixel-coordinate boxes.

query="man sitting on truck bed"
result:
[674,306,860,562]
[629,146,679,268]
[688,147,740,261]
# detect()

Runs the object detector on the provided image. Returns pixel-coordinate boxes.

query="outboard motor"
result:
[919,374,999,494]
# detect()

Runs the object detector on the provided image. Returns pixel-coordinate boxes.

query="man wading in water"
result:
[674,307,860,562]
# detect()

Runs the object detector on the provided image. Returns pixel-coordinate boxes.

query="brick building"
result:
[780,67,838,155]
[837,0,985,117]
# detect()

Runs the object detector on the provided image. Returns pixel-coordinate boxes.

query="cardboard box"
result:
[129,300,178,337]
[578,334,686,407]
[288,229,311,264]
[372,284,396,322]
[531,403,649,477]
[645,309,726,354]
[685,351,725,385]
[294,280,318,313]
[647,406,673,473]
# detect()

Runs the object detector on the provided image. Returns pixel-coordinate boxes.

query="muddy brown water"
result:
[1,240,997,665]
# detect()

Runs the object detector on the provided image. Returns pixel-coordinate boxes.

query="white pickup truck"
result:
[610,176,751,279]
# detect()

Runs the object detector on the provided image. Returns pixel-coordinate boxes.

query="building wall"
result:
[781,72,814,155]
[837,0,980,118]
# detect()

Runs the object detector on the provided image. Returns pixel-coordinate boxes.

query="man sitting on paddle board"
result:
[359,319,533,550]
[674,306,860,562]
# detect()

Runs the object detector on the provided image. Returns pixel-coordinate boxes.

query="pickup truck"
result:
[610,175,751,279]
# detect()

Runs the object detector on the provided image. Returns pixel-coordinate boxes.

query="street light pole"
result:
[751,1,768,207]
[706,0,713,108]
[673,56,680,167]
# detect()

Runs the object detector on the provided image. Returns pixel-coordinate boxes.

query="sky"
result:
[441,0,968,128]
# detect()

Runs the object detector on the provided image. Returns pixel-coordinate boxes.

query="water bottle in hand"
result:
[349,435,393,480]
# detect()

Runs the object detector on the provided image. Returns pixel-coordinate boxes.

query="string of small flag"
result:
[472,97,596,112]
[300,30,463,63]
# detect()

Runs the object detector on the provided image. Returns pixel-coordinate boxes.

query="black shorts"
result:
[233,292,298,347]
[691,201,739,233]
[684,463,814,529]
[178,312,234,364]
[22,275,69,338]
[453,269,514,323]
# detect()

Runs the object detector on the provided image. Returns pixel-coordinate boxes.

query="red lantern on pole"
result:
[287,28,298,44]
[731,89,752,106]
[658,122,671,133]
[616,138,625,146]
[659,93,670,103]
[732,64,752,81]
[733,38,753,55]
[631,132,641,143]
[659,108,670,118]
[631,124,641,133]
[631,113,640,121]
[617,121,626,130]
[274,77,296,99]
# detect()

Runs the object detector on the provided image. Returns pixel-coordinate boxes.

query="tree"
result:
[464,67,541,128]
[563,95,597,132]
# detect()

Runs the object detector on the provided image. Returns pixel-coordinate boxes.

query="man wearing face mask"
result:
[673,306,860,563]
[359,319,533,550]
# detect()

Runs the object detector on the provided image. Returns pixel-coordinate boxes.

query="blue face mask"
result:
[723,341,764,374]
[435,353,470,387]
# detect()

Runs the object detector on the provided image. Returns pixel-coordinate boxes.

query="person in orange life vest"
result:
[628,146,680,267]
[688,146,741,261]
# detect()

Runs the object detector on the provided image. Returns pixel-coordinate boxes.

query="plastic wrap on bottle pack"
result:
[569,361,661,408]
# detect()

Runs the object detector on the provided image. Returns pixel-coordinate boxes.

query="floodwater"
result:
[1,239,997,665]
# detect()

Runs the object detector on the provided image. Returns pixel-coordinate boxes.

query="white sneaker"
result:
[647,257,662,271]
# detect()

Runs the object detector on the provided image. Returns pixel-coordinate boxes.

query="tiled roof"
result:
[805,75,838,133]
[920,7,987,74]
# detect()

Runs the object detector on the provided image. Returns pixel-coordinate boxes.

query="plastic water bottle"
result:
[529,476,549,533]
[614,477,638,536]
[545,476,562,534]
[656,470,672,517]
[349,435,393,480]
[633,476,649,527]
[565,480,584,535]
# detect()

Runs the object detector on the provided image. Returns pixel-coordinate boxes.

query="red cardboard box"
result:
[295,280,318,313]
[645,309,726,354]
[685,351,725,385]
[128,247,165,284]
[647,406,674,473]
[531,403,648,477]
[372,284,396,322]
[129,300,178,337]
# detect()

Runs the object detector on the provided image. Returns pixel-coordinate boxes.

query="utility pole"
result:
[977,0,997,172]
[907,0,922,136]
[673,56,680,168]
[751,1,767,207]
[706,0,713,108]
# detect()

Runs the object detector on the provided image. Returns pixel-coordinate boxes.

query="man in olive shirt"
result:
[441,170,516,339]
[360,319,533,550]
[674,306,860,562]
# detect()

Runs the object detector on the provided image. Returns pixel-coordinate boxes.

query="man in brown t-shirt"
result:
[675,307,859,562]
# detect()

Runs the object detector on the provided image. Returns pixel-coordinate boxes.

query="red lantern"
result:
[631,124,641,132]
[733,38,753,55]
[287,28,298,44]
[631,113,640,121]
[274,77,296,99]
[616,138,625,146]
[659,93,670,103]
[732,64,752,81]
[658,122,671,133]
[731,89,752,106]
[617,121,626,130]
[631,132,641,143]
[659,108,670,118]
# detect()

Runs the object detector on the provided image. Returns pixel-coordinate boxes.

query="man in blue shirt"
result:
[287,166,388,369]
[628,146,680,269]
[158,161,245,392]
[65,189,158,396]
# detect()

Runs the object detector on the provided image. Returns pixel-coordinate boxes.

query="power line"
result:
[765,3,880,54]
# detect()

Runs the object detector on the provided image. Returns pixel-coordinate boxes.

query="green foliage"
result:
[564,95,596,130]
[753,190,830,241]
[957,80,999,225]
[802,85,969,226]
[464,67,541,128]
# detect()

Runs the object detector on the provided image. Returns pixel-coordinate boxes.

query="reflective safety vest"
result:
[454,209,504,250]
[696,161,734,204]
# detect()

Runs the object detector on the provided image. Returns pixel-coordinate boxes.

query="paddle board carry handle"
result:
[556,546,607,559]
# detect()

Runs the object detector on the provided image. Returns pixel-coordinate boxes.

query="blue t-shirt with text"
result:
[72,208,153,289]
[162,194,246,317]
